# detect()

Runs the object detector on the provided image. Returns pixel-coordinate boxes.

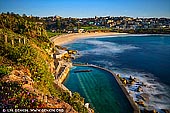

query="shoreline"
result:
[50,32,128,45]
[50,32,170,46]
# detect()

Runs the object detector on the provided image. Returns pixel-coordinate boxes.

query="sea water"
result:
[64,34,170,110]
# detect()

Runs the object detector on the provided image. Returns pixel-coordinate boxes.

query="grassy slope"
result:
[0,26,88,113]
[47,31,63,38]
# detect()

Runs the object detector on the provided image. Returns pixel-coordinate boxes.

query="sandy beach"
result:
[50,32,128,45]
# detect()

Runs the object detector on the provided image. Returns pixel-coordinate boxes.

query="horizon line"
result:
[1,12,170,19]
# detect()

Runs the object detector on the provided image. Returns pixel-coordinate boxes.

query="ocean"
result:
[64,34,170,110]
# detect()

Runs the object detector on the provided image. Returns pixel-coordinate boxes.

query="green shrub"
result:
[0,65,13,77]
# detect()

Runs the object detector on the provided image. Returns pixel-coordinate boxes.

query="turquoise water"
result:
[64,35,170,109]
[64,66,133,113]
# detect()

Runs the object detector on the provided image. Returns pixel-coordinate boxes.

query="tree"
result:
[67,23,74,31]
[56,19,61,32]
[22,14,27,18]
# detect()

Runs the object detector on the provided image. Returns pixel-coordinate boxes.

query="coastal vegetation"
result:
[0,12,88,112]
[81,26,112,32]
[113,28,170,34]
[47,31,63,38]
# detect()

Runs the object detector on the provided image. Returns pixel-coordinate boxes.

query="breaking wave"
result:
[109,66,170,109]
[77,40,139,55]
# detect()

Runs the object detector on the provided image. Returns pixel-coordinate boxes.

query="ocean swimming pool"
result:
[64,66,134,113]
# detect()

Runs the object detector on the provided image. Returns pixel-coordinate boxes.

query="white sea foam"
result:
[94,60,115,67]
[78,40,139,55]
[109,67,170,109]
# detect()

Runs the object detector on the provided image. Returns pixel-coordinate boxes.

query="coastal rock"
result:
[142,82,147,87]
[129,80,135,85]
[135,100,145,107]
[140,93,150,102]
[121,78,127,85]
[129,76,133,80]
[127,76,137,85]
[137,86,143,92]
[116,74,120,78]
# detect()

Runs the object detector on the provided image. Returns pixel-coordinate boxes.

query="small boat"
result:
[74,70,92,73]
